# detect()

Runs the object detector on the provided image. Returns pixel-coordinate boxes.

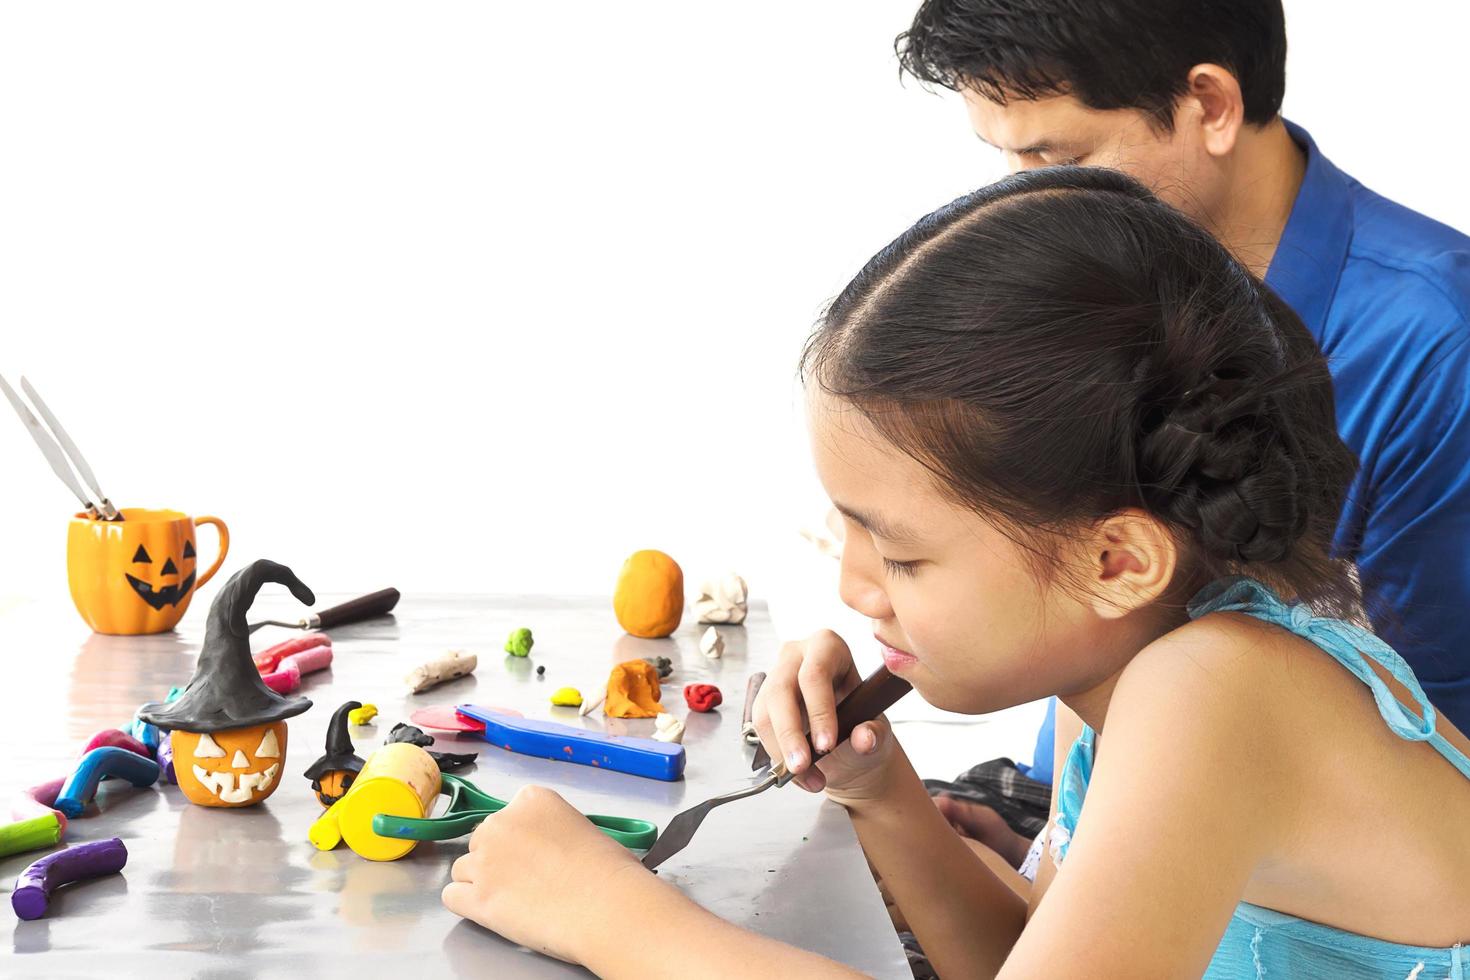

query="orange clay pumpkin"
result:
[137,560,315,810]
[173,724,288,808]
[613,550,684,638]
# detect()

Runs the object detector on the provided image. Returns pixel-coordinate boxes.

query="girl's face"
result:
[809,392,1136,715]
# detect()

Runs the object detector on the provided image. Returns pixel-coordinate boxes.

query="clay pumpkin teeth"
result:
[191,762,281,803]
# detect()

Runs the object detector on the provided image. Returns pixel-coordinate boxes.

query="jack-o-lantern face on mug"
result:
[126,540,197,610]
[173,724,289,808]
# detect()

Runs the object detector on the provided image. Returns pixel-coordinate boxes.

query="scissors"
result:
[370,772,659,850]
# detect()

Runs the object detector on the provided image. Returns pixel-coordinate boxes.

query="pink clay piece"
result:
[282,644,333,675]
[262,660,302,694]
[81,729,154,760]
[13,779,69,834]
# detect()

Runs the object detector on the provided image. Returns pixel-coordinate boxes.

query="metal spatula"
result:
[2,375,121,520]
[640,665,912,871]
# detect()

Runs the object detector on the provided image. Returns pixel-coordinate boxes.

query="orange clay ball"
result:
[613,550,685,638]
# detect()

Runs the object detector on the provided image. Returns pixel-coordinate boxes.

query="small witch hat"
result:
[303,701,365,782]
[138,559,314,733]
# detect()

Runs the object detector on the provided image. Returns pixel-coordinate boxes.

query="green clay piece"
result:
[0,815,63,859]
[504,628,534,658]
[550,687,583,707]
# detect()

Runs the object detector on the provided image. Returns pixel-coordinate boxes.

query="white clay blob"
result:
[693,573,748,625]
[653,712,685,744]
[698,626,725,660]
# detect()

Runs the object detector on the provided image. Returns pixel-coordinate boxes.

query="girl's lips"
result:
[878,640,918,671]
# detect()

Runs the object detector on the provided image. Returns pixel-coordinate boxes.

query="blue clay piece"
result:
[56,747,161,818]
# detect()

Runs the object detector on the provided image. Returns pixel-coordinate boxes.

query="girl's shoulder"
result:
[1120,608,1319,707]
[1108,609,1355,766]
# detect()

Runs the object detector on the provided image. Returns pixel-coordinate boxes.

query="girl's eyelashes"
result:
[882,557,922,579]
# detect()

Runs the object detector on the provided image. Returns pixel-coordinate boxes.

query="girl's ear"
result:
[1084,509,1177,619]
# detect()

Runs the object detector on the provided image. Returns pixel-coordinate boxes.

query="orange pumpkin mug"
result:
[67,508,230,634]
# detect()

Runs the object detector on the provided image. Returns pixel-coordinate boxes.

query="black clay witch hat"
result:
[138,559,314,733]
[303,701,365,782]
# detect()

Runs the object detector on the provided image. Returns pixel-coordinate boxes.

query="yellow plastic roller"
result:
[308,742,441,861]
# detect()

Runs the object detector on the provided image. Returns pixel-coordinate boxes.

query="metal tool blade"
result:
[20,378,118,519]
[751,743,771,771]
[0,376,98,516]
[246,617,308,635]
[646,665,912,870]
[640,768,783,871]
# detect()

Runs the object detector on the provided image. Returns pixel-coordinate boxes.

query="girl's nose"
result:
[837,534,894,622]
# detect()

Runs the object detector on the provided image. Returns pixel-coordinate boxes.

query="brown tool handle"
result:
[772,665,912,785]
[833,665,913,747]
[313,588,401,630]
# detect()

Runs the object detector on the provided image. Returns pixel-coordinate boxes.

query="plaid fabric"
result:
[923,757,1052,838]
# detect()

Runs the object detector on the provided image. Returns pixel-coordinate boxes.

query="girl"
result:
[441,167,1470,978]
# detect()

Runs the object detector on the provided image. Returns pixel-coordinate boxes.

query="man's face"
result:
[963,89,1225,222]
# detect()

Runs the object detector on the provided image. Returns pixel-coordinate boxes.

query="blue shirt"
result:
[1026,122,1470,785]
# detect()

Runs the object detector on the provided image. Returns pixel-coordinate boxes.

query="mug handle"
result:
[192,516,230,589]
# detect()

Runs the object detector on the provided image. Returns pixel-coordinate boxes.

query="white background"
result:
[2,1,1466,760]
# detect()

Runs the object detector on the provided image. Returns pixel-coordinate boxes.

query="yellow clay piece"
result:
[550,687,583,707]
[348,703,378,725]
[605,660,666,718]
[612,550,684,638]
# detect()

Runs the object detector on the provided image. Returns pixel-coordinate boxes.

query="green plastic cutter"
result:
[370,772,659,850]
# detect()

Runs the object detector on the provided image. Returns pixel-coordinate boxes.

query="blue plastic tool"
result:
[55,747,161,818]
[455,704,685,782]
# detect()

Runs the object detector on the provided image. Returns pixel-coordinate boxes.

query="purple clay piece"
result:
[55,747,161,819]
[12,838,128,921]
[156,733,176,784]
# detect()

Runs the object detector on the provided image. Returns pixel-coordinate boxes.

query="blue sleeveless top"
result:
[1052,577,1470,979]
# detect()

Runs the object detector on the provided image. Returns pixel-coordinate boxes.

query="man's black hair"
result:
[897,0,1287,129]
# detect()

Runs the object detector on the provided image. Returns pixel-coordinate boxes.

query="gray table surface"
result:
[0,593,908,978]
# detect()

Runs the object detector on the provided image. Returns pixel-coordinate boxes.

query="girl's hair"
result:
[803,166,1360,612]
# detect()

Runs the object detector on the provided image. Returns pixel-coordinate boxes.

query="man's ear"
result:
[1178,63,1246,158]
[1085,509,1177,619]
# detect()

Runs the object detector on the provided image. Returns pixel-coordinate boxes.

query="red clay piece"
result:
[684,684,723,712]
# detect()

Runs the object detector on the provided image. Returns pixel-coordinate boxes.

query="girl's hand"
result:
[753,629,900,808]
[441,785,654,964]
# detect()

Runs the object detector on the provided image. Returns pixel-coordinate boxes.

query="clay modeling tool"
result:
[1,375,121,520]
[371,772,659,850]
[640,665,911,871]
[456,704,686,782]
[247,587,401,634]
[12,838,128,920]
[744,671,769,766]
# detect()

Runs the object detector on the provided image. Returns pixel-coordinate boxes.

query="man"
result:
[896,0,1470,864]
